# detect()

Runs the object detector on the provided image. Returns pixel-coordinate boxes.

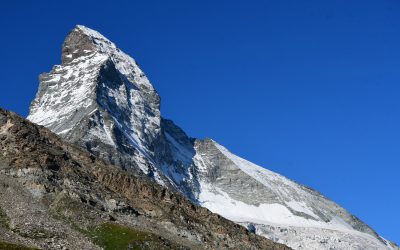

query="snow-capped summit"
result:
[28,25,163,178]
[62,25,156,91]
[28,25,398,250]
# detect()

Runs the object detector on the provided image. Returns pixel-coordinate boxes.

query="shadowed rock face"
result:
[27,25,398,250]
[0,108,290,250]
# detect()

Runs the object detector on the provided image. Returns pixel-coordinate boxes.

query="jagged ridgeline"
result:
[26,25,398,250]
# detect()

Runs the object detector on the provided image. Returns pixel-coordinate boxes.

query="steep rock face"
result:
[27,25,398,250]
[28,25,166,182]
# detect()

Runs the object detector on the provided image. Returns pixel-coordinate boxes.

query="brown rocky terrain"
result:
[0,108,291,249]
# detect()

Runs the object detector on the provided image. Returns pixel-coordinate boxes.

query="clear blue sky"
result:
[1,0,399,243]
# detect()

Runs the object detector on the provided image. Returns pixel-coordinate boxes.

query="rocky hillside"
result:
[0,108,290,249]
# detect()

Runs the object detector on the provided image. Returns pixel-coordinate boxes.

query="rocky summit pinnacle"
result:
[28,25,399,250]
[28,25,163,179]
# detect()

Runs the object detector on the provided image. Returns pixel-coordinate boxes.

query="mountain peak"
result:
[75,25,111,41]
[29,24,162,177]
[27,26,398,250]
[61,25,116,64]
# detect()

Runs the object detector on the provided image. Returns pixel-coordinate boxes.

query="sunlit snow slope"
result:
[194,139,397,249]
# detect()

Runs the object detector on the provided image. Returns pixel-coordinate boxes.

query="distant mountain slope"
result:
[0,108,288,249]
[194,140,398,249]
[27,25,398,250]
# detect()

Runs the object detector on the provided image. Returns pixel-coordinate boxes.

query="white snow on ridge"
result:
[197,176,393,250]
[28,53,109,131]
[194,142,395,250]
[75,25,154,91]
[214,142,305,197]
[197,176,354,232]
[76,25,114,46]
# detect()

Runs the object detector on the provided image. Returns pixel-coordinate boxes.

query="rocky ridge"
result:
[0,108,289,249]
